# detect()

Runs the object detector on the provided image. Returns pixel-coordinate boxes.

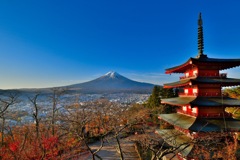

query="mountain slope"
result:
[67,71,154,93]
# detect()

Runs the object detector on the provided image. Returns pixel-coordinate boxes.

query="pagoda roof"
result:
[159,113,221,132]
[159,113,240,132]
[155,129,193,157]
[161,96,240,107]
[164,77,240,88]
[166,56,240,74]
[207,118,240,131]
[161,97,195,106]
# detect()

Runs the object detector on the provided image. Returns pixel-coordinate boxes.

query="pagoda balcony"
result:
[177,110,232,118]
[198,112,232,118]
[197,92,221,97]
[178,92,198,97]
[197,73,227,78]
[179,74,197,80]
[177,109,198,117]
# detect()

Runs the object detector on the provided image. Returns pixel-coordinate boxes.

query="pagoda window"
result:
[186,72,189,77]
[183,106,187,111]
[193,70,198,76]
[192,107,198,114]
[184,89,188,94]
[193,88,198,95]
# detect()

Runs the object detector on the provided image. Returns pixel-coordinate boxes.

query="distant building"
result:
[156,13,240,159]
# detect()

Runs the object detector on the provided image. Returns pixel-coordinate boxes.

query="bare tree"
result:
[0,91,19,146]
[130,132,191,160]
[49,88,66,136]
[130,129,239,160]
[28,93,42,139]
[59,100,102,159]
[94,102,149,160]
[59,99,130,159]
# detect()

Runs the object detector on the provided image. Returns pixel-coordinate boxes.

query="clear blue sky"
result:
[1,0,240,89]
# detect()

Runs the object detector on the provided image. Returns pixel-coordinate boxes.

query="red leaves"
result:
[9,141,20,152]
[42,136,58,150]
[42,136,59,159]
[0,124,87,159]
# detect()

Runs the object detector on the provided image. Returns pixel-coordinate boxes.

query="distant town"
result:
[6,92,150,125]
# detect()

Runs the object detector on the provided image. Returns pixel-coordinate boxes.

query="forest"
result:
[0,88,159,159]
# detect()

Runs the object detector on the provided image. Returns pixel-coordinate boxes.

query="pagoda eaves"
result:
[161,96,240,107]
[165,56,240,74]
[164,77,240,88]
[159,113,240,132]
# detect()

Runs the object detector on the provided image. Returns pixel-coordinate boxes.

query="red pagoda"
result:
[156,13,240,159]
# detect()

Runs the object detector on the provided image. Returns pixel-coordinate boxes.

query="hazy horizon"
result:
[1,71,173,90]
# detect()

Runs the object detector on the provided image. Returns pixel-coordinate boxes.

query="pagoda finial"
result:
[197,12,205,58]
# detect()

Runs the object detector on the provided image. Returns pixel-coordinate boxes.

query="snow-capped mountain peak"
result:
[67,71,155,93]
[104,71,121,79]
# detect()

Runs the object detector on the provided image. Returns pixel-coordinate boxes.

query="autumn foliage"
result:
[224,87,240,120]
[0,124,85,160]
[224,87,240,99]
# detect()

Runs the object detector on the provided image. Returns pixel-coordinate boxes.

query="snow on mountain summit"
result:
[103,71,122,79]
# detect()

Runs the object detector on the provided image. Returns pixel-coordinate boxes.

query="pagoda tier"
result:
[161,96,240,107]
[161,96,240,118]
[166,55,240,74]
[164,77,240,88]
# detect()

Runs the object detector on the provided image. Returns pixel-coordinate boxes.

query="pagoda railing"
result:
[177,110,232,118]
[201,73,227,78]
[178,92,198,97]
[198,112,232,118]
[179,92,228,97]
[180,73,227,79]
[177,110,198,117]
[180,74,197,80]
[180,73,227,80]
[197,73,227,78]
[197,92,221,97]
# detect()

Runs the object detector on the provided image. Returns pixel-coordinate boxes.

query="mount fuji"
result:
[67,71,155,93]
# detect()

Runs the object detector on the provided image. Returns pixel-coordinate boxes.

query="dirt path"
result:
[86,138,140,160]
